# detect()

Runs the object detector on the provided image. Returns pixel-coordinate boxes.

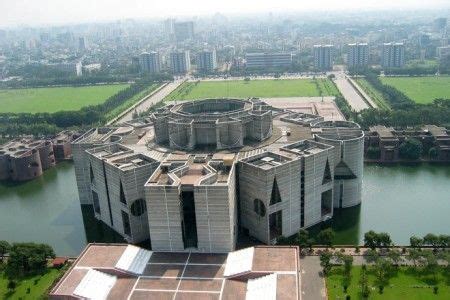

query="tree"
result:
[364,230,378,249]
[365,249,379,264]
[378,232,392,248]
[399,138,423,160]
[428,147,438,159]
[387,249,402,266]
[423,233,440,248]
[438,235,450,248]
[297,229,310,248]
[343,255,354,275]
[320,251,333,276]
[359,265,370,299]
[373,257,391,288]
[0,240,11,261]
[407,249,421,267]
[410,236,423,249]
[317,228,335,247]
[7,280,16,291]
[6,243,55,277]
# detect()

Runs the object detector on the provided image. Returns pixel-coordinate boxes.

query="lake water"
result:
[0,162,449,256]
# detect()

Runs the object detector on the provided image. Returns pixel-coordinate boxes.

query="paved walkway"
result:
[115,79,185,124]
[300,256,327,300]
[333,72,370,112]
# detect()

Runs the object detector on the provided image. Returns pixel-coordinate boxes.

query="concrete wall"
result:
[146,183,185,251]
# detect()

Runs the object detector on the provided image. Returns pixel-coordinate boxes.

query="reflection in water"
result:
[0,162,449,256]
[81,205,125,244]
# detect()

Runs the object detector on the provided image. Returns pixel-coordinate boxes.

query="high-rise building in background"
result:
[139,51,161,74]
[174,21,194,41]
[170,50,191,74]
[244,52,292,68]
[164,18,175,35]
[196,49,217,72]
[347,43,369,68]
[437,46,450,59]
[381,43,405,68]
[78,37,86,51]
[434,18,448,32]
[313,45,333,71]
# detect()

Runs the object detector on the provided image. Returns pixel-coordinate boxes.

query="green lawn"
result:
[355,78,391,110]
[0,84,130,113]
[327,266,450,300]
[0,268,64,299]
[380,76,450,104]
[165,79,335,101]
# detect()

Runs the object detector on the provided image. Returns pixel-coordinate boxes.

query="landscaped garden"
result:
[165,78,338,101]
[0,84,130,113]
[0,241,66,299]
[379,76,450,104]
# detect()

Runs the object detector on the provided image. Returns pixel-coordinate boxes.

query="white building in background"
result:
[313,45,333,71]
[347,43,369,68]
[196,49,217,72]
[170,50,191,74]
[47,62,82,76]
[139,51,161,74]
[245,53,292,68]
[437,46,450,59]
[381,43,405,68]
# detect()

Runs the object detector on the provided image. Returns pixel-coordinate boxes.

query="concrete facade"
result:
[0,132,75,182]
[313,45,333,71]
[72,98,364,253]
[381,43,405,68]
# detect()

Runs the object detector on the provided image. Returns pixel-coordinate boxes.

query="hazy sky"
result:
[1,0,449,27]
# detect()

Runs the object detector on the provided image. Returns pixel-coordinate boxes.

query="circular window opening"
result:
[253,199,266,217]
[130,198,146,217]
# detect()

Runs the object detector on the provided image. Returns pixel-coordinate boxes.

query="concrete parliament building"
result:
[73,98,364,253]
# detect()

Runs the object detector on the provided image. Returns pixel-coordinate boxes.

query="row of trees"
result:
[0,74,137,89]
[356,98,450,129]
[410,233,450,249]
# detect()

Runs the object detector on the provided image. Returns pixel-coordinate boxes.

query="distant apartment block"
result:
[347,43,369,68]
[196,49,217,72]
[139,51,161,74]
[437,46,450,59]
[245,53,292,68]
[46,62,83,76]
[313,45,333,71]
[174,21,194,41]
[164,18,175,35]
[78,37,86,51]
[170,50,191,74]
[381,43,405,68]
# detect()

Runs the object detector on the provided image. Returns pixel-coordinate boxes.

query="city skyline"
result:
[1,0,450,28]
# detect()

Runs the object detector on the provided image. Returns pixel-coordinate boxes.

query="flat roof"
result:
[50,244,300,300]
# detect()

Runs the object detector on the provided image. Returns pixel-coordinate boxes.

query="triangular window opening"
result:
[270,177,282,205]
[89,163,94,183]
[322,159,332,184]
[119,181,127,204]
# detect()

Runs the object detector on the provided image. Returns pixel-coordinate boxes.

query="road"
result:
[333,72,372,112]
[115,79,185,124]
[300,256,327,300]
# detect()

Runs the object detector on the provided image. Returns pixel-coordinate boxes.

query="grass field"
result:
[0,84,130,113]
[165,79,337,101]
[380,76,450,104]
[0,268,64,299]
[355,78,391,110]
[326,266,450,300]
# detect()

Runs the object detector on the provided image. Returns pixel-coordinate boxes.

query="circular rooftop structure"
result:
[313,120,364,142]
[151,98,273,151]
